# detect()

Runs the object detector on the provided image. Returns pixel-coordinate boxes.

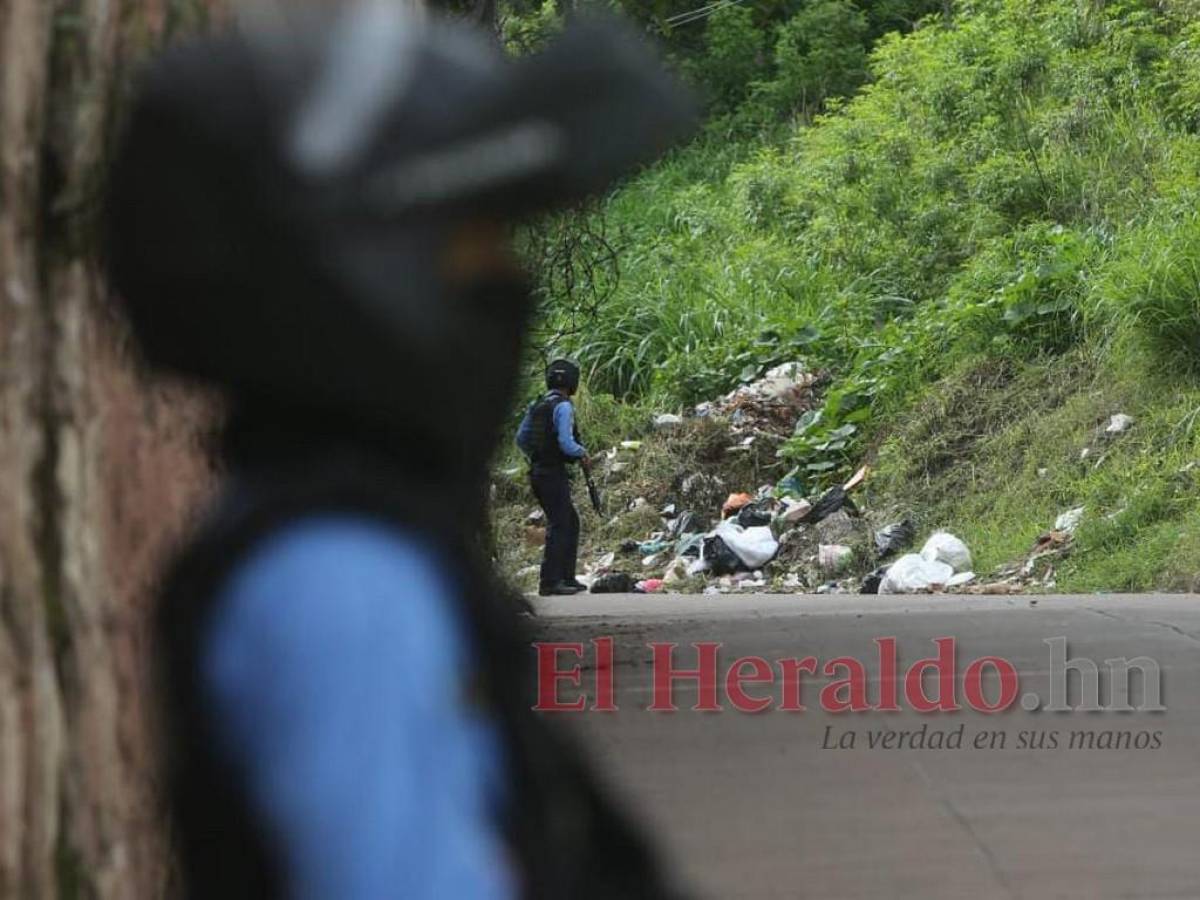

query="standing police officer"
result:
[517,359,590,595]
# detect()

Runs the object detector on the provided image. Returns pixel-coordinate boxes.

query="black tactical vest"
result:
[527,392,581,469]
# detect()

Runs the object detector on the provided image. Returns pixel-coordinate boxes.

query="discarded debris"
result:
[842,465,869,492]
[860,566,889,595]
[819,544,853,574]
[874,520,915,558]
[715,520,780,570]
[590,551,616,573]
[1105,413,1134,435]
[800,485,849,525]
[663,558,690,584]
[879,554,954,594]
[653,413,684,430]
[732,571,767,591]
[920,532,972,573]
[526,509,545,525]
[1054,506,1084,535]
[638,538,671,556]
[778,497,813,524]
[636,579,665,593]
[702,535,742,576]
[965,581,1023,595]
[721,492,754,518]
[591,573,635,593]
[667,511,700,538]
[735,502,774,528]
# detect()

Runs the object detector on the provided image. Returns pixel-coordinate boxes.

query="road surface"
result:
[531,593,1200,899]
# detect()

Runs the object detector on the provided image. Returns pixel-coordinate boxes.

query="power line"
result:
[663,0,750,28]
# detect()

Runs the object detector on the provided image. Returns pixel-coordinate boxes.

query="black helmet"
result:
[546,358,581,392]
[106,4,695,474]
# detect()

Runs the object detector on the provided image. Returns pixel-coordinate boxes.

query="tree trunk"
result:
[0,1,220,896]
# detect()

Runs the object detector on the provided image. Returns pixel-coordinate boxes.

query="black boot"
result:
[539,582,583,596]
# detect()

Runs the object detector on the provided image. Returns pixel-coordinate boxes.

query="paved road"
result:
[531,593,1200,899]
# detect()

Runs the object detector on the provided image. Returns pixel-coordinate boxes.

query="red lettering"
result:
[904,637,960,712]
[963,656,1018,713]
[820,656,870,712]
[779,657,818,711]
[649,642,722,711]
[875,637,900,711]
[725,656,774,713]
[533,642,587,712]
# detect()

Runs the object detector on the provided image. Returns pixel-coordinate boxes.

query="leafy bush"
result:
[768,1,869,118]
[688,5,767,113]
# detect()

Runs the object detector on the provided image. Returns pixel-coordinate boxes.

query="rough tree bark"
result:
[1,1,220,896]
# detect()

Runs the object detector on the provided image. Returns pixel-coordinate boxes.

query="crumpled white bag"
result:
[879,553,954,594]
[920,532,972,573]
[714,519,779,570]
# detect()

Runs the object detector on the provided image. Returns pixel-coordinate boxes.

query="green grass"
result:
[499,0,1200,592]
[871,348,1200,590]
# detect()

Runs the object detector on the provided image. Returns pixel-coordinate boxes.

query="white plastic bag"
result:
[1054,507,1084,535]
[879,553,954,594]
[920,532,972,573]
[715,520,779,570]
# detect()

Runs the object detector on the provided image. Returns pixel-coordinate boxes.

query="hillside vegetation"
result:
[507,0,1200,591]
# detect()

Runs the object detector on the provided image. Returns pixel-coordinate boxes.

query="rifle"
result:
[583,468,603,515]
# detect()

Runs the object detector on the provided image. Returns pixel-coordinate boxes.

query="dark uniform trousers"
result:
[530,464,580,590]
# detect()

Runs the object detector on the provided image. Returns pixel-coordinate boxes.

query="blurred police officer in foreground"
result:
[517,359,590,595]
[105,2,694,896]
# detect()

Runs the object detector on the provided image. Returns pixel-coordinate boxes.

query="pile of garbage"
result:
[693,362,823,452]
[533,462,1092,596]
[576,466,876,594]
[581,488,780,594]
[867,531,976,594]
[869,506,1089,596]
[517,362,1103,597]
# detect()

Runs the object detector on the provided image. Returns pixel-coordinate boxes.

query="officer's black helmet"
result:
[546,359,581,392]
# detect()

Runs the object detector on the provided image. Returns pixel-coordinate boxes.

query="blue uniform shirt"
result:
[202,516,513,900]
[515,392,587,459]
